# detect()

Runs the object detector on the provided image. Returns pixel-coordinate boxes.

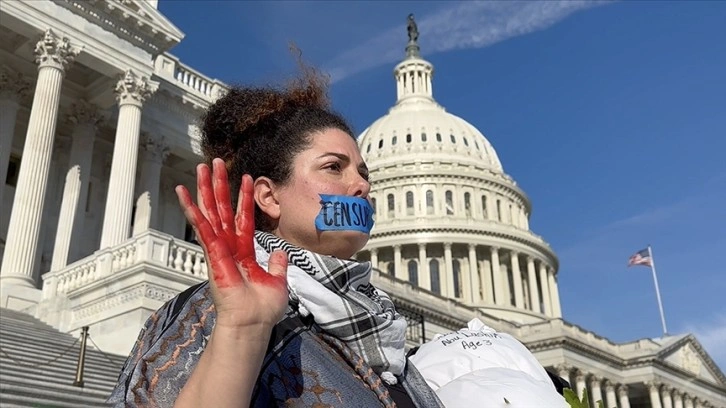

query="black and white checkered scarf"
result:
[254,231,407,378]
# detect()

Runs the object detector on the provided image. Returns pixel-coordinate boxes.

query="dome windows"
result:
[463,137,469,147]
[406,191,414,215]
[436,132,442,142]
[426,190,434,215]
[450,134,456,144]
[445,191,454,215]
[421,132,427,142]
[481,195,488,218]
[408,260,419,286]
[464,192,471,217]
[392,135,397,145]
[366,143,372,153]
[387,194,395,217]
[378,139,384,149]
[406,133,412,143]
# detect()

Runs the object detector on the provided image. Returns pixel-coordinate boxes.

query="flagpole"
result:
[648,245,668,336]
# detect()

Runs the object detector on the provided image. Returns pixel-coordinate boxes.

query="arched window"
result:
[436,132,442,142]
[445,191,454,215]
[481,195,488,218]
[421,132,427,142]
[475,140,480,150]
[366,143,371,153]
[406,191,414,215]
[453,260,461,298]
[450,134,456,143]
[464,192,471,217]
[426,190,434,215]
[387,262,395,275]
[406,133,412,143]
[378,139,383,149]
[392,135,397,145]
[508,204,513,224]
[463,137,469,147]
[429,260,440,294]
[371,197,377,215]
[387,194,395,217]
[408,260,419,286]
[496,199,502,222]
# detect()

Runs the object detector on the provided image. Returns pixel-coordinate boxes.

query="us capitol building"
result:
[0,1,724,407]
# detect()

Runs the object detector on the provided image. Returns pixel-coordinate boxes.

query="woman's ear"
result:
[254,177,281,221]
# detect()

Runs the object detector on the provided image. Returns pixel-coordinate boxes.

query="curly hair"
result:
[200,55,355,231]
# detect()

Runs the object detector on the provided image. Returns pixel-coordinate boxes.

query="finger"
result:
[212,158,235,233]
[177,185,242,288]
[197,164,223,234]
[243,250,288,291]
[235,174,256,242]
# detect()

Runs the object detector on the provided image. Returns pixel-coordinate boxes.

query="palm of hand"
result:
[176,159,289,329]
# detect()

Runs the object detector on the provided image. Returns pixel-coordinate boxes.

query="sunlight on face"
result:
[272,128,371,259]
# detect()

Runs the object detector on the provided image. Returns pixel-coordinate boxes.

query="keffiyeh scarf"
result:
[254,231,407,378]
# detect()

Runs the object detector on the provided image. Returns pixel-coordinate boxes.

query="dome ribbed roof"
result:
[357,40,502,173]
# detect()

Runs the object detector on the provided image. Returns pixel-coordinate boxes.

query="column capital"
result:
[575,371,586,382]
[555,363,571,373]
[370,247,379,255]
[467,243,476,251]
[646,381,661,392]
[443,242,452,250]
[490,245,500,253]
[67,99,103,127]
[34,29,81,71]
[393,244,401,250]
[115,69,157,107]
[604,380,615,392]
[618,384,629,396]
[141,133,170,163]
[671,390,682,398]
[526,255,535,263]
[0,65,32,101]
[589,374,602,385]
[418,242,426,250]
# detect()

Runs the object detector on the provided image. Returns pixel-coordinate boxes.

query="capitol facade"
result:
[0,1,724,407]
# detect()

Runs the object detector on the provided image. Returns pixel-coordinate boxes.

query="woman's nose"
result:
[350,174,371,198]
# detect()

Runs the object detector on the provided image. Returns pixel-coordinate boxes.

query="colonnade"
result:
[366,242,561,317]
[0,29,161,289]
[557,365,717,408]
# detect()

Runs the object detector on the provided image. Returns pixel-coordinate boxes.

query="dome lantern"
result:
[395,14,434,104]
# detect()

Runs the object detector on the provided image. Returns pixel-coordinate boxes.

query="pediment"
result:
[659,335,725,386]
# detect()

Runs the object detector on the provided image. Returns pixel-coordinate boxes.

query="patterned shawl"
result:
[255,231,407,377]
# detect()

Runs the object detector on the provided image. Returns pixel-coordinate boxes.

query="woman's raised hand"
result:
[175,158,289,330]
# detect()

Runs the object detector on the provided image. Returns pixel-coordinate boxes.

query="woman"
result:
[109,67,443,407]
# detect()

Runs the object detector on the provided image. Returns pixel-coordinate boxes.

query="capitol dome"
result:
[356,28,560,324]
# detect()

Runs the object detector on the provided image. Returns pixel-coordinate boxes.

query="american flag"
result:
[628,248,652,267]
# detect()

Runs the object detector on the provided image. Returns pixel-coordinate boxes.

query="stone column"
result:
[131,134,169,235]
[662,386,673,408]
[684,395,694,408]
[481,259,493,303]
[526,257,541,312]
[49,100,101,271]
[491,247,504,305]
[99,70,156,249]
[370,248,378,271]
[618,385,631,408]
[393,244,403,279]
[539,262,552,316]
[548,266,562,317]
[418,243,430,290]
[575,372,587,401]
[556,364,571,388]
[604,381,617,408]
[673,391,684,408]
[444,242,454,298]
[0,66,31,209]
[0,29,80,288]
[510,251,524,308]
[589,376,603,407]
[468,244,479,302]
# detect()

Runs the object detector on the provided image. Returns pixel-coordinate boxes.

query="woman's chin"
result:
[318,230,370,259]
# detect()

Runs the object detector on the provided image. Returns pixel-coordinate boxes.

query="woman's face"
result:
[260,128,371,259]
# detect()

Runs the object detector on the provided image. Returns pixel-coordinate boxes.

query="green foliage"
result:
[563,388,606,408]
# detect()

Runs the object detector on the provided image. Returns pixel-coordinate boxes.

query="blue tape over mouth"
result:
[315,194,375,234]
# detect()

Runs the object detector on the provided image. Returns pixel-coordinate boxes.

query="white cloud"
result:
[324,0,611,82]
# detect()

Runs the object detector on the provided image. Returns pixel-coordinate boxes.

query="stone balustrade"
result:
[153,52,227,102]
[42,229,207,300]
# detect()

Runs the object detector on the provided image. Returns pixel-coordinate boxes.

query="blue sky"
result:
[157,1,726,369]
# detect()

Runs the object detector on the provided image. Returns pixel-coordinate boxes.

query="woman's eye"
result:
[326,162,342,172]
